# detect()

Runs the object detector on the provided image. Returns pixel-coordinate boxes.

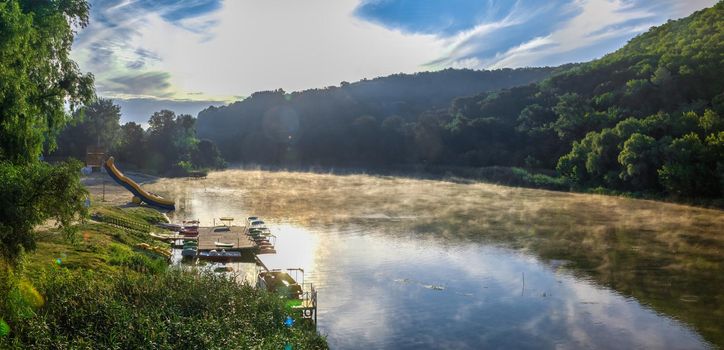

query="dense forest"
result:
[51,99,225,176]
[197,4,723,200]
[196,67,558,165]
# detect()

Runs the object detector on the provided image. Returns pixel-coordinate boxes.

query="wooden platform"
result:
[196,225,257,251]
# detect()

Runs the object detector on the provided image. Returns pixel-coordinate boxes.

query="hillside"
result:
[443,3,723,198]
[196,67,557,164]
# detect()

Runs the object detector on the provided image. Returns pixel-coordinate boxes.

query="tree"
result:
[0,160,87,261]
[0,0,93,264]
[658,133,719,197]
[173,114,199,162]
[84,99,121,148]
[618,133,661,189]
[54,98,121,158]
[192,139,225,169]
[146,110,179,168]
[0,0,94,163]
[116,122,146,167]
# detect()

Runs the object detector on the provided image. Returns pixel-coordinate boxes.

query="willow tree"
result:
[0,0,93,262]
[0,0,94,163]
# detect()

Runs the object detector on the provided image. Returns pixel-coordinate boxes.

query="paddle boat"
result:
[257,247,277,254]
[198,249,242,262]
[257,268,316,321]
[250,220,266,228]
[215,241,234,248]
[180,227,199,236]
[258,270,303,297]
[181,247,197,258]
[219,217,234,224]
[183,219,200,228]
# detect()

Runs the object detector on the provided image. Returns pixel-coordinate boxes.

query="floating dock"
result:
[196,225,257,252]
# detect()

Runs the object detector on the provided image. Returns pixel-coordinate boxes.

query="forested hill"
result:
[444,3,723,198]
[196,67,557,162]
[197,3,722,199]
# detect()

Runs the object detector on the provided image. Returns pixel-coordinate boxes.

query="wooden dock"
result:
[196,225,257,251]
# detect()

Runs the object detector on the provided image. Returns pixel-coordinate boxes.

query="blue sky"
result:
[71,0,716,124]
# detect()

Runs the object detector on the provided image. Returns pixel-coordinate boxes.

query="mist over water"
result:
[148,169,723,349]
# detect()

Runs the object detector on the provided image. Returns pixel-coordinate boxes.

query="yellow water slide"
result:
[103,157,175,210]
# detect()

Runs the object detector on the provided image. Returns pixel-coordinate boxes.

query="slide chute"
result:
[103,157,175,210]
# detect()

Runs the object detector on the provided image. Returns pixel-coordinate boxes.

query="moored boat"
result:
[215,241,234,248]
[257,268,316,322]
[156,222,183,231]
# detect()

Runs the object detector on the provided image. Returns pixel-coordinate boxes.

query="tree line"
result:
[196,67,558,167]
[52,99,225,176]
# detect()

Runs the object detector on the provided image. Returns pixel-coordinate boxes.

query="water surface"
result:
[149,169,723,349]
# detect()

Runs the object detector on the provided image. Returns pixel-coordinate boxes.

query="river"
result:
[147,169,723,349]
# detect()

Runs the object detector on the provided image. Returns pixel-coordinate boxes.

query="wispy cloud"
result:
[359,0,716,69]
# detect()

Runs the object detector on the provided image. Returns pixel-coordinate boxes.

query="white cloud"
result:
[73,0,446,102]
[435,0,716,69]
[487,0,657,68]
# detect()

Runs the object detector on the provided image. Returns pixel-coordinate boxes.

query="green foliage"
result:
[53,103,227,175]
[116,121,145,164]
[107,244,166,274]
[0,160,88,262]
[196,68,555,166]
[0,0,94,163]
[1,268,327,349]
[658,133,721,197]
[618,133,661,189]
[54,98,121,158]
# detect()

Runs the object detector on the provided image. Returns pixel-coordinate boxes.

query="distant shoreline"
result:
[220,162,724,210]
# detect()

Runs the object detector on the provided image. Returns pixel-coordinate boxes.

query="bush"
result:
[0,160,87,262]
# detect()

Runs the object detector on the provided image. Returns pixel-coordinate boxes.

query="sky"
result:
[71,0,717,124]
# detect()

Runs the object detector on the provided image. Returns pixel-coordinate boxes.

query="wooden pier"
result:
[196,225,257,252]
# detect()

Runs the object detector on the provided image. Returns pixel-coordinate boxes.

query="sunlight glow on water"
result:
[153,169,720,349]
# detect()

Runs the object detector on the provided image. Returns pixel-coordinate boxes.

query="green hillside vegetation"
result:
[1,206,326,349]
[196,4,723,202]
[196,67,558,166]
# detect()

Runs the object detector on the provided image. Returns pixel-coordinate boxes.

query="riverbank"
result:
[1,184,327,348]
[223,163,724,209]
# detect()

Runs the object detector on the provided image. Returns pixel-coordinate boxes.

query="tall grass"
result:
[1,267,327,349]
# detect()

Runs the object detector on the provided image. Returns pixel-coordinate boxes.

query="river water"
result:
[148,169,723,349]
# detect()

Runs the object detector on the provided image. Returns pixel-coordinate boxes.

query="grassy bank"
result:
[1,205,327,349]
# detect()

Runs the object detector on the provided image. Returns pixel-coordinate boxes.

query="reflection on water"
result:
[151,170,723,349]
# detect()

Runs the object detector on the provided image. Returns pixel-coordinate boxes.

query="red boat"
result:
[180,227,198,236]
